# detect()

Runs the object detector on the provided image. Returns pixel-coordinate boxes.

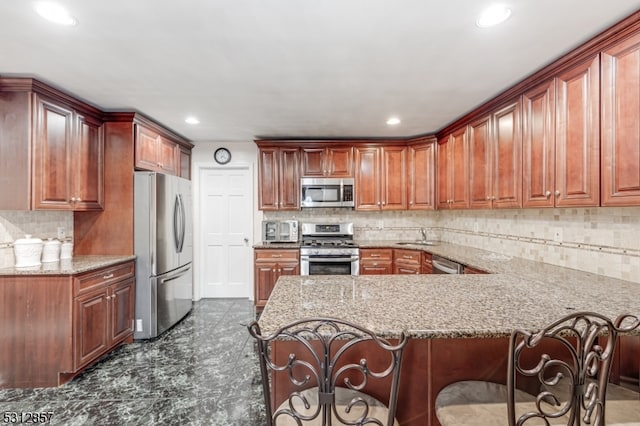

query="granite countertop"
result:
[253,242,301,249]
[0,255,136,276]
[259,241,640,339]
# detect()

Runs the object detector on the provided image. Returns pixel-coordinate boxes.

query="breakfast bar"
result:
[258,267,640,425]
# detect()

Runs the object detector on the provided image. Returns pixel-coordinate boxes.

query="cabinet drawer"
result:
[255,249,299,263]
[393,249,422,265]
[74,262,135,295]
[360,248,393,261]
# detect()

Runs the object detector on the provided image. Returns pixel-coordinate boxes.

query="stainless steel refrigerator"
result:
[134,171,193,339]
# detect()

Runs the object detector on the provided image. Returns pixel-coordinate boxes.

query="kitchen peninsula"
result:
[258,243,640,426]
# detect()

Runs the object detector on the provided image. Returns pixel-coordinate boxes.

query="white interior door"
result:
[199,166,253,298]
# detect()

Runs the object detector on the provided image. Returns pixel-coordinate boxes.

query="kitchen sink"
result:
[396,241,439,246]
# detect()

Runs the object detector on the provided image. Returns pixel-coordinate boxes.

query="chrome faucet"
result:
[420,228,427,241]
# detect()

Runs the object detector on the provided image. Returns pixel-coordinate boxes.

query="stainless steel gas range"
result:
[300,223,359,275]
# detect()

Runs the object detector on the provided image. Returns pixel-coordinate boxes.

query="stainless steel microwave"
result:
[262,220,299,242]
[300,177,355,208]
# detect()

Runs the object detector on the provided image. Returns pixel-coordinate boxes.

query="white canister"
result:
[13,234,43,267]
[42,238,61,263]
[60,240,73,259]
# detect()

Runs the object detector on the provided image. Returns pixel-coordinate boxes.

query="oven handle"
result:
[300,255,359,263]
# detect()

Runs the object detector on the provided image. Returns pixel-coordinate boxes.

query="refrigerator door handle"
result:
[173,194,181,253]
[179,194,186,252]
[160,267,189,284]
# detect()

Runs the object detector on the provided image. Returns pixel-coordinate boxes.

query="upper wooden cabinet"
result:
[179,147,191,179]
[601,32,640,206]
[407,140,436,210]
[355,145,407,210]
[0,79,104,211]
[437,127,469,209]
[301,146,353,177]
[555,55,601,207]
[258,146,300,210]
[468,100,522,209]
[135,124,178,176]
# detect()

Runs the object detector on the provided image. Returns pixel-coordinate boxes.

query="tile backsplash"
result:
[0,211,73,268]
[266,207,640,283]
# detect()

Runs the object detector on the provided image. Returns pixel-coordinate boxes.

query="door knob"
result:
[244,238,249,243]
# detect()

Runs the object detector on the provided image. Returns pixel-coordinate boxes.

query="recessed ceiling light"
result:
[34,2,77,26]
[185,117,200,125]
[386,117,401,126]
[476,4,512,28]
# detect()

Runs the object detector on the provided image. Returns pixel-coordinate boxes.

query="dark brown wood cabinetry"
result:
[258,146,300,210]
[355,145,407,210]
[135,124,179,176]
[359,248,393,275]
[0,260,135,388]
[407,139,436,210]
[393,249,422,274]
[301,146,353,177]
[0,79,104,211]
[438,127,469,209]
[464,265,488,274]
[422,252,433,274]
[601,32,640,206]
[254,249,300,311]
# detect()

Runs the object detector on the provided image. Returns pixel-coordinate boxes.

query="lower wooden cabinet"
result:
[0,259,135,388]
[359,248,393,275]
[422,253,433,274]
[393,249,422,275]
[464,265,488,274]
[254,249,300,311]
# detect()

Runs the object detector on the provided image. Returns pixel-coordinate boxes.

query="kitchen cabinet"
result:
[554,54,600,207]
[135,123,179,175]
[464,265,488,274]
[355,145,407,210]
[179,146,191,179]
[469,101,522,209]
[0,79,104,211]
[407,139,436,210]
[523,57,600,208]
[422,252,433,274]
[601,32,640,206]
[258,147,300,210]
[301,146,353,177]
[73,263,135,370]
[359,248,393,275]
[393,249,422,275]
[254,249,300,310]
[0,259,135,388]
[437,126,469,209]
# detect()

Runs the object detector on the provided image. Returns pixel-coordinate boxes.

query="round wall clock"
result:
[214,147,231,164]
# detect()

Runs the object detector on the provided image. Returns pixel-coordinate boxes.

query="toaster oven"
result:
[262,220,299,243]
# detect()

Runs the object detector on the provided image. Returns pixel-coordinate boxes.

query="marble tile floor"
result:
[0,298,266,425]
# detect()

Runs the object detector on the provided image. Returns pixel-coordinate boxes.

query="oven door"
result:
[300,254,359,276]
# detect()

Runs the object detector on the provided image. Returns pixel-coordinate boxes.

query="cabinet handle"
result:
[377,201,381,206]
[370,254,381,257]
[409,201,413,205]
[555,190,561,197]
[103,273,114,279]
[382,201,386,206]
[545,190,551,199]
[373,262,378,266]
[403,255,413,259]
[271,254,283,258]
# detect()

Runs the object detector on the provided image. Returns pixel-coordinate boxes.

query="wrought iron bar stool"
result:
[435,311,640,426]
[248,317,409,426]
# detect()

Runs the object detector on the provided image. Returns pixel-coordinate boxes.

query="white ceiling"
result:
[2,1,640,142]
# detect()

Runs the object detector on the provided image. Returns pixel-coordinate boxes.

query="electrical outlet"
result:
[57,227,65,240]
[553,228,563,243]
[473,222,479,233]
[376,220,384,229]
[136,319,143,332]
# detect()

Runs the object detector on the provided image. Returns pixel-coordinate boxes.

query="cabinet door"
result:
[279,262,300,277]
[109,278,135,344]
[555,55,600,207]
[437,138,451,209]
[74,288,109,369]
[381,146,407,210]
[258,148,280,210]
[422,253,433,274]
[449,127,469,209]
[179,147,191,179]
[523,79,556,208]
[301,148,325,176]
[326,146,353,177]
[135,125,161,171]
[355,146,381,210]
[32,96,74,209]
[492,100,522,208]
[74,114,104,210]
[469,116,492,209]
[602,33,640,206]
[393,264,421,275]
[158,136,178,175]
[254,263,276,308]
[279,148,300,210]
[408,142,435,210]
